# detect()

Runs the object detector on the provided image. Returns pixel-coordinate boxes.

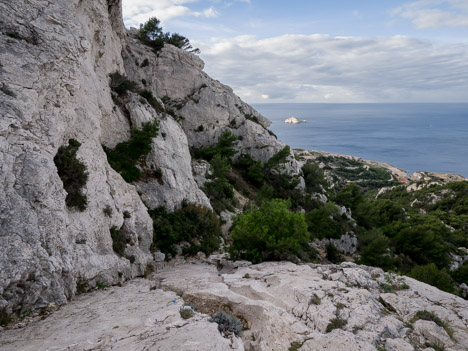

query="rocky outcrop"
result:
[2,260,467,351]
[0,0,306,317]
[0,0,157,316]
[122,31,293,164]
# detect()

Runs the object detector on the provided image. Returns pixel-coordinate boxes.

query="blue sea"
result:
[252,103,468,177]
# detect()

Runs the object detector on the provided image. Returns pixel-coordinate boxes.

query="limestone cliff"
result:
[0,0,299,316]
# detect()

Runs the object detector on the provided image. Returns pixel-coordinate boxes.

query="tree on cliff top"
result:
[139,17,200,54]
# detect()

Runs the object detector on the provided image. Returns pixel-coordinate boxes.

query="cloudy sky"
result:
[122,0,468,103]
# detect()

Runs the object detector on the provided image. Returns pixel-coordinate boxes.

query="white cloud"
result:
[194,34,468,102]
[392,0,468,28]
[122,0,218,28]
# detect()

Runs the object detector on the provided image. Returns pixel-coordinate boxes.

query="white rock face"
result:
[122,34,302,166]
[135,114,211,211]
[0,0,155,315]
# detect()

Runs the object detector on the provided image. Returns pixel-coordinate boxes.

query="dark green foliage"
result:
[306,202,350,240]
[451,263,468,285]
[54,139,88,211]
[194,130,239,161]
[229,199,310,263]
[409,264,456,294]
[334,184,364,213]
[139,90,164,113]
[244,113,261,125]
[139,17,163,41]
[96,281,107,290]
[110,226,127,257]
[103,205,113,218]
[179,308,194,319]
[197,125,204,132]
[140,58,149,67]
[267,129,277,138]
[210,311,243,337]
[0,308,10,326]
[394,215,450,268]
[138,17,199,54]
[104,120,159,182]
[326,243,343,264]
[109,72,139,95]
[288,342,303,351]
[203,155,236,213]
[141,79,147,85]
[326,317,347,333]
[264,146,290,170]
[150,202,221,257]
[163,32,200,53]
[302,162,327,193]
[358,229,395,270]
[234,154,264,187]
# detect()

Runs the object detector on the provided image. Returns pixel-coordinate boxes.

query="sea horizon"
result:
[253,102,468,178]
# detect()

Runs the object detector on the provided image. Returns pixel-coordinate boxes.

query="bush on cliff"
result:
[229,199,310,263]
[54,139,88,211]
[104,120,159,182]
[139,17,200,54]
[150,202,221,257]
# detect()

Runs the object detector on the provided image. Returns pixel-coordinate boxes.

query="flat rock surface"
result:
[1,261,467,351]
[0,279,242,351]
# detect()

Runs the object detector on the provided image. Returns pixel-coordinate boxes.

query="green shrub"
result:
[358,228,395,270]
[0,308,11,326]
[103,205,113,218]
[96,281,107,290]
[229,199,310,263]
[179,308,194,319]
[302,162,327,193]
[326,243,343,264]
[288,341,303,351]
[306,202,346,240]
[210,311,243,337]
[139,90,164,113]
[140,58,149,67]
[110,225,127,257]
[138,17,199,54]
[150,202,221,257]
[203,154,237,213]
[54,139,88,211]
[409,264,455,294]
[194,130,238,161]
[309,293,321,305]
[104,120,159,182]
[451,262,468,285]
[326,317,347,333]
[109,72,139,95]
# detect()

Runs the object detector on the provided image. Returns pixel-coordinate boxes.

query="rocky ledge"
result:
[2,259,467,351]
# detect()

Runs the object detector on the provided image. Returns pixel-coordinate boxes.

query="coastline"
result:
[294,149,467,185]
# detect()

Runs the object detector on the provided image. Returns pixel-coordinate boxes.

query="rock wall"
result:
[0,0,304,316]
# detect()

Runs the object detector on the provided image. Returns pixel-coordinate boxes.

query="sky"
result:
[122,0,468,103]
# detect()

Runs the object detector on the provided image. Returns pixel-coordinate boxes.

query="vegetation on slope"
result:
[104,120,159,183]
[54,139,88,211]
